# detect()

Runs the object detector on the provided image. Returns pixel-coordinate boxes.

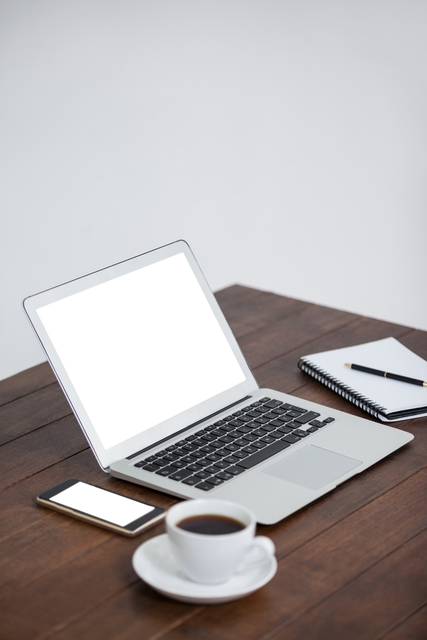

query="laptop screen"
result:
[25,242,256,469]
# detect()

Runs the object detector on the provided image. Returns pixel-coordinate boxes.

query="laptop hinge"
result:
[126,395,253,460]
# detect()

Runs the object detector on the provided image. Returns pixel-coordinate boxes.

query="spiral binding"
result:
[298,358,388,419]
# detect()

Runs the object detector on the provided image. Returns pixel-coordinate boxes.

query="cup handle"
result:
[237,536,276,573]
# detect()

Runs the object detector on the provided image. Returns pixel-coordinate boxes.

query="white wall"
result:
[1,0,427,381]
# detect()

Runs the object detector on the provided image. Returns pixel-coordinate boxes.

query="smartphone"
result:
[37,479,166,536]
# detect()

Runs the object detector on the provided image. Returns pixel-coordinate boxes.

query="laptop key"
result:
[150,460,165,468]
[204,466,219,474]
[155,466,176,477]
[288,404,308,413]
[170,460,187,468]
[162,453,179,462]
[200,445,215,454]
[259,424,276,432]
[194,470,212,479]
[224,455,239,464]
[195,482,215,491]
[190,451,205,459]
[233,450,249,458]
[228,431,242,439]
[223,443,239,452]
[200,434,216,442]
[181,455,198,464]
[276,414,293,423]
[277,425,293,434]
[270,419,284,428]
[211,461,230,470]
[169,469,194,481]
[181,443,198,452]
[246,421,261,429]
[292,429,309,438]
[264,412,279,420]
[282,434,302,444]
[175,448,190,457]
[272,407,287,414]
[210,441,226,449]
[252,427,268,436]
[236,426,252,434]
[216,472,233,481]
[182,476,200,486]
[242,434,258,442]
[237,440,291,469]
[269,431,284,439]
[228,419,244,427]
[212,428,227,436]
[187,463,203,472]
[247,410,263,418]
[197,459,214,467]
[205,477,224,486]
[294,411,321,424]
[242,445,257,454]
[142,464,162,472]
[264,399,282,409]
[206,454,222,462]
[226,465,246,476]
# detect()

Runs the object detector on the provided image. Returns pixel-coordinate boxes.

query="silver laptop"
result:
[24,240,413,524]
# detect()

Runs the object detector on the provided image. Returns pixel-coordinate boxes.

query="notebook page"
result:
[302,338,427,413]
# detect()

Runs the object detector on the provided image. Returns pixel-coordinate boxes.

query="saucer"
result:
[132,534,277,604]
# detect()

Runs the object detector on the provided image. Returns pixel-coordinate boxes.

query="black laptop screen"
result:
[36,252,246,451]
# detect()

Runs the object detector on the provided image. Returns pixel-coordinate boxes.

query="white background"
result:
[1,0,427,381]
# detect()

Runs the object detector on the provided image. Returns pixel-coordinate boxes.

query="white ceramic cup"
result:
[166,499,275,584]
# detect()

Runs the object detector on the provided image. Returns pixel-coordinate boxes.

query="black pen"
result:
[345,363,427,388]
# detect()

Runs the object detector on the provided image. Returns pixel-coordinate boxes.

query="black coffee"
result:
[177,514,245,535]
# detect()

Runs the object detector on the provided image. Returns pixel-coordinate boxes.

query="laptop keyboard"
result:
[134,397,335,491]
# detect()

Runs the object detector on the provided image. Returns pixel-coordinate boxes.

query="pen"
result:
[345,363,427,388]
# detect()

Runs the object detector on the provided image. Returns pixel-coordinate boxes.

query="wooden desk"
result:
[1,286,426,640]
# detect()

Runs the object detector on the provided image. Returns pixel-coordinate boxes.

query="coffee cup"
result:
[166,499,275,584]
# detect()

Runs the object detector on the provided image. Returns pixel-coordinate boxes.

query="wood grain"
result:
[0,383,71,445]
[0,361,56,406]
[0,286,426,640]
[139,471,427,640]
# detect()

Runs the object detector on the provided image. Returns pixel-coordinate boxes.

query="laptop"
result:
[23,240,413,524]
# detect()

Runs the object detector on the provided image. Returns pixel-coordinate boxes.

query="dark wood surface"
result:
[1,285,426,640]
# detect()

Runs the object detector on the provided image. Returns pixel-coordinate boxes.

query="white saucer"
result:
[132,534,277,604]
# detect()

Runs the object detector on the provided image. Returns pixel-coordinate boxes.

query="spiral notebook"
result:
[298,337,427,422]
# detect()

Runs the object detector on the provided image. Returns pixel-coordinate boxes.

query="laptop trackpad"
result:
[263,445,362,490]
